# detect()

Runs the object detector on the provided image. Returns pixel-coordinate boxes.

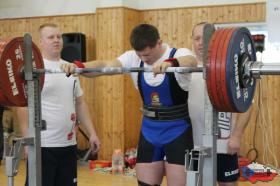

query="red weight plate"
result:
[214,28,230,111]
[206,29,221,109]
[206,29,226,110]
[0,38,14,106]
[0,90,13,105]
[219,28,236,112]
[0,37,44,106]
[206,30,219,108]
[215,28,236,112]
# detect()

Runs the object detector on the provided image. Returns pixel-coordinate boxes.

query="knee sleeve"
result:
[138,180,160,186]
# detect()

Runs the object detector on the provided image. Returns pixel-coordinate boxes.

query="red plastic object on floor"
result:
[238,158,278,183]
[238,156,251,167]
[89,160,111,169]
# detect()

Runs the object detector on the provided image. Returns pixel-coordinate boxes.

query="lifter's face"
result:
[135,40,163,65]
[192,24,204,61]
[39,26,63,60]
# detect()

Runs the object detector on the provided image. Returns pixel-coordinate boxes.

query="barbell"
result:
[0,27,280,112]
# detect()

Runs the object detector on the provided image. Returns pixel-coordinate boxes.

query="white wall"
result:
[0,0,265,19]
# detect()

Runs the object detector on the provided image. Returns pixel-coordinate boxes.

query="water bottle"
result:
[112,149,124,175]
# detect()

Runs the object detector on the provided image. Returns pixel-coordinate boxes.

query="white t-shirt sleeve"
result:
[117,50,140,68]
[174,48,195,91]
[117,50,141,89]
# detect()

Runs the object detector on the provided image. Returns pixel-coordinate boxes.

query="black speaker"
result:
[61,33,86,62]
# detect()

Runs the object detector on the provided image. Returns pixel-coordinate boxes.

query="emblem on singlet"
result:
[150,92,162,106]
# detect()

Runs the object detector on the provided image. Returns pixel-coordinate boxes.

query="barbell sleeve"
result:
[250,62,280,79]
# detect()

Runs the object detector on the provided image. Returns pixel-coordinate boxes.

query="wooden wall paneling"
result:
[157,9,170,44]
[200,3,266,24]
[239,82,262,161]
[260,77,279,167]
[123,9,142,151]
[176,9,192,48]
[95,8,126,160]
[123,74,142,150]
[270,76,280,167]
[0,14,96,59]
[123,8,141,51]
[169,9,179,46]
[240,77,280,167]
[94,7,142,160]
[262,80,275,164]
[273,76,280,162]
[140,8,192,48]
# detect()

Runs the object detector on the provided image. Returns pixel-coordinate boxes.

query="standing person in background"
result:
[189,22,252,186]
[61,23,197,186]
[17,23,100,186]
[2,107,21,138]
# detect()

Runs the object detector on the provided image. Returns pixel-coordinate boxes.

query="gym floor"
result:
[0,161,279,186]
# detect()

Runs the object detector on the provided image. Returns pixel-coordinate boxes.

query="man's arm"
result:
[61,59,122,77]
[75,96,100,154]
[84,59,122,68]
[177,55,197,67]
[227,107,252,155]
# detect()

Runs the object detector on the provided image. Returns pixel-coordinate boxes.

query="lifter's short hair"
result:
[130,24,160,51]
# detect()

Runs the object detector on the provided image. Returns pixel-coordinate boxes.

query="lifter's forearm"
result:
[231,107,252,138]
[80,59,122,77]
[177,55,197,67]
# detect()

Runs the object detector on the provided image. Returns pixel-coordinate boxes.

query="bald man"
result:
[189,22,252,186]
